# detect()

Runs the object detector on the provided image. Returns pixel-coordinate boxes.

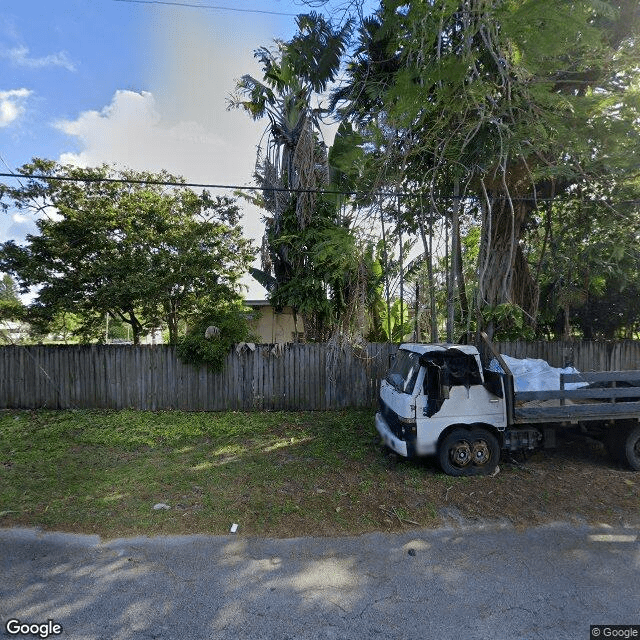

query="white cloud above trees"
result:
[55,89,257,188]
[0,88,32,127]
[1,45,76,71]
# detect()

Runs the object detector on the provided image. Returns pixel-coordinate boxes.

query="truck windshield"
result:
[386,350,421,394]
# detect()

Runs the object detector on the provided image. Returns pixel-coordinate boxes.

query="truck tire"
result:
[621,424,640,471]
[439,427,499,477]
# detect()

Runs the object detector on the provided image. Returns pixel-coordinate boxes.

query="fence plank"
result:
[312,344,320,410]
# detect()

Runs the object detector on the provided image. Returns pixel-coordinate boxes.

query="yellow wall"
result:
[250,305,304,343]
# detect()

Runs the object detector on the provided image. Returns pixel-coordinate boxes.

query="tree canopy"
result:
[327,0,640,340]
[3,2,638,345]
[231,12,383,342]
[0,160,254,344]
[0,273,26,343]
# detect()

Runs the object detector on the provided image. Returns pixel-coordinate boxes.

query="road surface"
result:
[2,522,639,639]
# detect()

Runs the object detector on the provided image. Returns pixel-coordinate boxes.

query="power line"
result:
[112,0,299,17]
[2,172,640,205]
[0,171,411,198]
[0,172,363,196]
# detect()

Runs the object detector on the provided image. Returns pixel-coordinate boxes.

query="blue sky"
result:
[1,0,359,297]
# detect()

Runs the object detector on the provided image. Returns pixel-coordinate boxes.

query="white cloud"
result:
[0,88,32,127]
[1,211,37,245]
[2,45,76,72]
[56,90,241,179]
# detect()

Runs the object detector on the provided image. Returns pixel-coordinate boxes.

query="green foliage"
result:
[231,12,351,119]
[28,310,90,344]
[231,14,380,341]
[327,121,366,193]
[331,0,640,338]
[0,298,25,322]
[249,267,277,293]
[482,303,535,341]
[267,197,373,342]
[176,306,256,372]
[0,160,254,345]
[0,274,21,303]
[532,195,640,339]
[287,12,353,94]
[0,274,24,321]
[0,274,27,344]
[376,298,413,343]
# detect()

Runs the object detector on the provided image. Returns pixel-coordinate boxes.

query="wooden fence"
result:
[0,340,638,411]
[0,343,395,411]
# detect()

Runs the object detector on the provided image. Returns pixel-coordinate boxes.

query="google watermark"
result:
[591,626,640,639]
[4,619,63,639]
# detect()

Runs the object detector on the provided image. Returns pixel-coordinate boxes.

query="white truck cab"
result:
[376,343,507,475]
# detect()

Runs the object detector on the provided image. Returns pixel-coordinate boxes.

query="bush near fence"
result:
[0,341,638,411]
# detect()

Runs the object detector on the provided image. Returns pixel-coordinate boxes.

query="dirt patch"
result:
[204,429,640,538]
[380,430,640,533]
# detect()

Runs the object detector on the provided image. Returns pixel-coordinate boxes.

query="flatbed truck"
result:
[375,338,640,476]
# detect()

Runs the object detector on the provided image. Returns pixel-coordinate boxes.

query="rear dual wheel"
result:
[606,423,640,471]
[438,427,500,477]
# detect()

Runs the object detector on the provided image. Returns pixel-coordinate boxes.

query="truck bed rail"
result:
[516,387,640,402]
[513,370,640,424]
[514,400,640,423]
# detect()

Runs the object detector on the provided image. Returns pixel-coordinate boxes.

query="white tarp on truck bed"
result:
[489,355,588,392]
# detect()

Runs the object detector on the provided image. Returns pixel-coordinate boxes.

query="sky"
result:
[0,0,354,298]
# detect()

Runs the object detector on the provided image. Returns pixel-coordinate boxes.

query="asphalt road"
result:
[1,522,639,640]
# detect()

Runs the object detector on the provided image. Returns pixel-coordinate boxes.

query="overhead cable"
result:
[112,0,298,17]
[1,172,640,205]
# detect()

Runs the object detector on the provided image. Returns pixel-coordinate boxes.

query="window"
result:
[386,349,421,394]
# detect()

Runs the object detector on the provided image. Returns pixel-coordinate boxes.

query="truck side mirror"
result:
[441,384,450,400]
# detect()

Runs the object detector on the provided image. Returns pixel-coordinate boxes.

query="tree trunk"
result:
[115,309,143,345]
[165,301,179,345]
[449,179,467,340]
[477,195,538,319]
[455,221,469,329]
[418,212,438,342]
[128,310,143,345]
[446,204,455,343]
[563,304,571,340]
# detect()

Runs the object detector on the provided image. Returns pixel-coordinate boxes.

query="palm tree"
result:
[230,13,353,339]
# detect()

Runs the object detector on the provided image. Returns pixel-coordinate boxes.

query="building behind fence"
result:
[0,340,639,411]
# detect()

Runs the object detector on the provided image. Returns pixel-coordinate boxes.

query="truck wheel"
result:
[470,428,500,473]
[469,428,500,475]
[621,425,640,471]
[439,428,499,477]
[439,429,472,476]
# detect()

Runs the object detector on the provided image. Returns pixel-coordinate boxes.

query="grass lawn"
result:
[1,409,639,538]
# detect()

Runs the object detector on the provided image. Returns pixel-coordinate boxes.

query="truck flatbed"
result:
[506,370,640,424]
